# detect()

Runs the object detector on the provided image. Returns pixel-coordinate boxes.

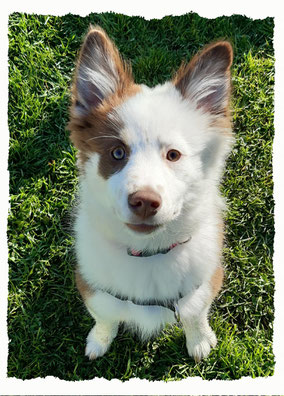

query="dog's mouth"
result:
[125,223,161,234]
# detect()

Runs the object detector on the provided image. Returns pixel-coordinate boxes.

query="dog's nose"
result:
[128,189,162,219]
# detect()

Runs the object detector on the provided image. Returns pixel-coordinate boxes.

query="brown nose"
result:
[128,189,162,219]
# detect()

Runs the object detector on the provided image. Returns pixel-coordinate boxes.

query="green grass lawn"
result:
[7,12,274,380]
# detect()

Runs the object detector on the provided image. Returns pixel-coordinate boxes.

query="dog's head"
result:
[69,26,233,242]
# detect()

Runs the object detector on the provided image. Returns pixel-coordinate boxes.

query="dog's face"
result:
[69,26,233,239]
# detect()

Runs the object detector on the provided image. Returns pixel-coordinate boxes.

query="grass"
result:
[7,12,274,380]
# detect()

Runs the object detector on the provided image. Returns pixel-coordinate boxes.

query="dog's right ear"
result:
[72,26,133,115]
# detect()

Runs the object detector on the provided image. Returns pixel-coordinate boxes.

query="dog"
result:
[68,25,233,362]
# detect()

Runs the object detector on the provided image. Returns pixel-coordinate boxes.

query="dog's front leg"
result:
[84,289,175,359]
[179,267,223,362]
[76,271,120,359]
[83,291,127,360]
[85,315,119,360]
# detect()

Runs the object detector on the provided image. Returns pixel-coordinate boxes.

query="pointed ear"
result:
[173,41,233,115]
[73,26,133,115]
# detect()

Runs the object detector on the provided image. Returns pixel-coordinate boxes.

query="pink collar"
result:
[127,237,191,257]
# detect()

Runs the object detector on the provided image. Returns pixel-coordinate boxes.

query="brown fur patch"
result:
[210,221,225,298]
[210,265,224,299]
[69,103,129,178]
[68,26,141,177]
[210,115,232,137]
[75,269,94,301]
[69,86,141,177]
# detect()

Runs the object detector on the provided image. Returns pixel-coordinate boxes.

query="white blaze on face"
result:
[105,83,209,225]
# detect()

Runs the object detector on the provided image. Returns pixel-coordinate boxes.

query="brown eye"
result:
[166,149,181,162]
[111,146,126,160]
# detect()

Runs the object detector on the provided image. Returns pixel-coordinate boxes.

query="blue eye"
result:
[111,146,126,160]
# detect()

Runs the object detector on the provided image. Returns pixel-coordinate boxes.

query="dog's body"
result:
[68,26,233,362]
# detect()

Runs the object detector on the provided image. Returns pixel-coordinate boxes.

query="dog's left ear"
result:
[173,41,233,115]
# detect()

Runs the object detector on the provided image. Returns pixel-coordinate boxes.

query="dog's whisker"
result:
[87,135,122,142]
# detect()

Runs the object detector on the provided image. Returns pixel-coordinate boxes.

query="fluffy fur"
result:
[68,26,234,362]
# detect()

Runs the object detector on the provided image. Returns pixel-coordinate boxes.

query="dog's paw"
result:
[186,327,217,362]
[85,336,109,360]
[85,325,114,360]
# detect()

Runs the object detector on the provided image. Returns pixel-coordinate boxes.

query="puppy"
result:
[68,26,233,362]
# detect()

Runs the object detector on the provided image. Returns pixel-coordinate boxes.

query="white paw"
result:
[85,325,114,360]
[186,327,217,362]
[85,336,109,360]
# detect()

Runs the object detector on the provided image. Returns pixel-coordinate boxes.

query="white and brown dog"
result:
[68,26,233,362]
